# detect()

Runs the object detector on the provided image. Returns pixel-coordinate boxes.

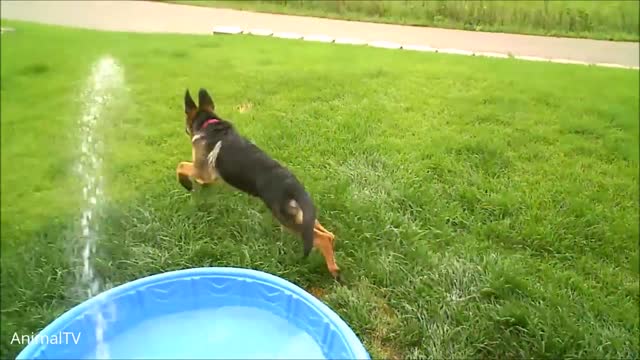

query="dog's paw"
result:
[178,175,193,191]
[332,270,343,284]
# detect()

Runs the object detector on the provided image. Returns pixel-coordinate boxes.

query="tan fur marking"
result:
[287,200,304,224]
[294,209,304,225]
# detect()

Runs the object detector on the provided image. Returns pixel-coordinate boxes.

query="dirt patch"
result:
[308,287,326,299]
[370,299,402,360]
[235,102,253,113]
[308,284,400,357]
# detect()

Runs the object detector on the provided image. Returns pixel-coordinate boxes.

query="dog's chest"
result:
[191,137,219,183]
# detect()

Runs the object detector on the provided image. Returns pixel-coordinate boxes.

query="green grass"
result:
[164,0,640,42]
[1,19,639,359]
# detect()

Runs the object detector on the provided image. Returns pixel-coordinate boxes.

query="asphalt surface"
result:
[1,0,638,68]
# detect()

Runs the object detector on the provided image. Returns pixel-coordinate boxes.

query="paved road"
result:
[2,0,638,68]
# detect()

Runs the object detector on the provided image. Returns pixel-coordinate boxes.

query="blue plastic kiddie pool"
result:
[17,267,370,359]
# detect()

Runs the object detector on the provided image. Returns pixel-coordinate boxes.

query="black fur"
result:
[178,173,193,191]
[185,89,316,256]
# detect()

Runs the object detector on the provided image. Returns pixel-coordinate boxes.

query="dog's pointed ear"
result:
[185,89,197,115]
[198,88,215,113]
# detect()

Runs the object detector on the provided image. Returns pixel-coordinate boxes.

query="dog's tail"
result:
[290,187,316,257]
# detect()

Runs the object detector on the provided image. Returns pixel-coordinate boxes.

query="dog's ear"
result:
[184,89,197,134]
[198,88,215,113]
[184,89,197,115]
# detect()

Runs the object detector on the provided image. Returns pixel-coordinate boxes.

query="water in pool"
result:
[82,306,326,359]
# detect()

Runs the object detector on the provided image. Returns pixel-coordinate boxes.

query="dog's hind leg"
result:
[274,205,340,280]
[313,229,340,280]
[314,220,335,240]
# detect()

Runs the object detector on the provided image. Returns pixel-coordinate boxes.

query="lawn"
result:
[164,0,640,42]
[1,20,639,359]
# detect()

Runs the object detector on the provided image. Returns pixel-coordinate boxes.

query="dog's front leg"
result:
[177,161,195,191]
[193,158,218,185]
[186,140,221,187]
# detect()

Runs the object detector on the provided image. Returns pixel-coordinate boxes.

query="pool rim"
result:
[16,266,370,359]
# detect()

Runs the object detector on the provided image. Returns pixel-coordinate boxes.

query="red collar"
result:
[201,118,220,130]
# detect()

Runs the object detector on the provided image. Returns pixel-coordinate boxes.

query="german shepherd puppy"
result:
[176,88,340,280]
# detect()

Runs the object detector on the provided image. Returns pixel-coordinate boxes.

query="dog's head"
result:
[183,88,225,137]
